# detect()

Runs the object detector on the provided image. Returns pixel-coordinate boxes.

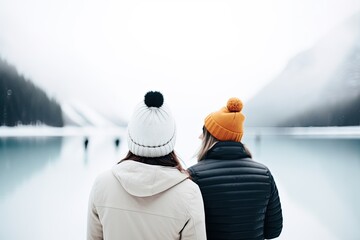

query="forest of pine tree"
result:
[0,57,63,127]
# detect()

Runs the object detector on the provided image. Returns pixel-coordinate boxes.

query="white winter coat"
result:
[87,160,207,240]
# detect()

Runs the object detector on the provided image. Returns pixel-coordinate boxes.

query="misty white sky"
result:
[0,0,360,159]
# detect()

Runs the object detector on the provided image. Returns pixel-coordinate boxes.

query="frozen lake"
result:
[0,127,359,240]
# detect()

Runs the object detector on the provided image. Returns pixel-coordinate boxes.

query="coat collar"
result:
[205,141,251,160]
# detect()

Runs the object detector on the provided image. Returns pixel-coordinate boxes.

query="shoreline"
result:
[1,126,360,138]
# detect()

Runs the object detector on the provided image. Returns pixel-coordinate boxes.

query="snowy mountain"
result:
[62,101,127,128]
[243,12,360,127]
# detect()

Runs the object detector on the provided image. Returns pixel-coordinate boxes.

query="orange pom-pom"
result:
[227,97,243,112]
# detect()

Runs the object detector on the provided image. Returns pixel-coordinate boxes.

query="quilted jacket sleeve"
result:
[264,173,283,239]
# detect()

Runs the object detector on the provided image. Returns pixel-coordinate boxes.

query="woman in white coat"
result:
[87,91,207,240]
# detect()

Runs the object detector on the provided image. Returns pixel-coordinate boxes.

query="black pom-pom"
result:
[144,91,164,108]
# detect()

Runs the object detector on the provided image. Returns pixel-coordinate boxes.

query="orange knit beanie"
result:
[204,97,245,141]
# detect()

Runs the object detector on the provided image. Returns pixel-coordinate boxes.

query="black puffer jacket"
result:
[187,141,283,240]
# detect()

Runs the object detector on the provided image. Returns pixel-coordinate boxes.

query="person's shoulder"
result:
[186,163,202,179]
[187,159,209,171]
[174,177,202,194]
[242,158,274,174]
[92,168,114,186]
[248,158,270,169]
[183,177,200,188]
[248,159,280,182]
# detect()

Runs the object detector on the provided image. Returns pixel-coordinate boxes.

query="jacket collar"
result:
[205,141,251,160]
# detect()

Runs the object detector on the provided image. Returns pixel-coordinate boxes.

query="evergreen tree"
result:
[0,57,64,127]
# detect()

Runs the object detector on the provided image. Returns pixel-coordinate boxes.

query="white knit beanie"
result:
[127,91,176,157]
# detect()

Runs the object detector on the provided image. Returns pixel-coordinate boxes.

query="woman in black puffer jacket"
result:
[187,97,283,240]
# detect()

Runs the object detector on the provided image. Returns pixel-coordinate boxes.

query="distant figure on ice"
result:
[114,138,120,149]
[84,137,89,150]
[187,97,283,240]
[87,91,206,240]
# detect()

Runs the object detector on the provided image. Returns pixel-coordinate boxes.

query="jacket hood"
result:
[112,160,188,197]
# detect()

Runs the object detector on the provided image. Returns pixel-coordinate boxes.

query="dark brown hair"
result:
[119,151,185,172]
